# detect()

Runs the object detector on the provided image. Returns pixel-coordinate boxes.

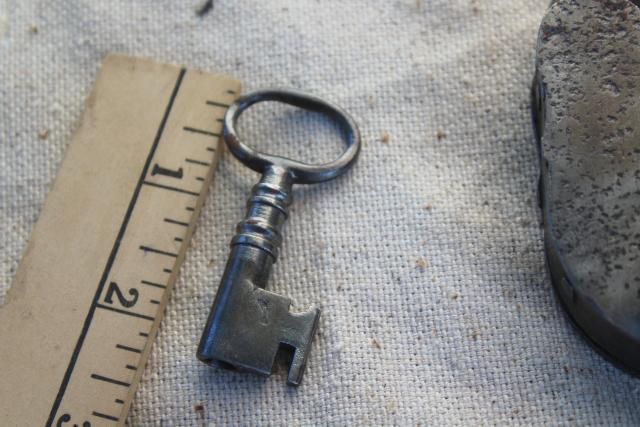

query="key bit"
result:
[197,89,361,385]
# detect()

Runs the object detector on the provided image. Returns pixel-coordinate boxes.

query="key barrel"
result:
[197,166,320,385]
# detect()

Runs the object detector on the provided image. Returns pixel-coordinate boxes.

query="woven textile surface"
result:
[1,0,639,425]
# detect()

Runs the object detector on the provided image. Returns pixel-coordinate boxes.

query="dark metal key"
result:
[197,89,361,385]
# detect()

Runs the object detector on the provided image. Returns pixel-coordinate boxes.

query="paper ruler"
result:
[0,54,240,426]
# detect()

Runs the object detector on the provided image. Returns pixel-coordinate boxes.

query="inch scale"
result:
[0,54,240,426]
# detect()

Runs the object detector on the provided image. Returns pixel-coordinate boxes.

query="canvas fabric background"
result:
[1,0,639,425]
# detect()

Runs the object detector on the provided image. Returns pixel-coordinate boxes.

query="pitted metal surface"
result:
[533,0,640,373]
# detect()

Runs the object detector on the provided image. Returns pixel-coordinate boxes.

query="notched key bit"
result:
[197,89,361,385]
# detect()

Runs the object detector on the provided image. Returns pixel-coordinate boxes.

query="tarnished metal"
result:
[532,0,640,375]
[197,89,361,385]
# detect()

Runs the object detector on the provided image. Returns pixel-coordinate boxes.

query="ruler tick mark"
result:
[143,180,199,196]
[91,373,131,388]
[96,303,155,321]
[174,237,184,243]
[186,206,195,212]
[139,245,178,258]
[226,89,236,95]
[206,100,230,108]
[125,364,137,371]
[163,268,173,274]
[183,126,220,137]
[140,279,166,289]
[196,177,205,182]
[116,344,142,354]
[185,158,211,167]
[206,146,216,152]
[92,411,120,422]
[164,218,189,227]
[139,332,149,337]
[115,399,125,405]
[150,299,160,305]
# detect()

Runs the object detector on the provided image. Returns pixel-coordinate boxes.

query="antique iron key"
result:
[197,89,361,385]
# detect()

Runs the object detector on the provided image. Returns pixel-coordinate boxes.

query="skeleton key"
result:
[197,89,361,385]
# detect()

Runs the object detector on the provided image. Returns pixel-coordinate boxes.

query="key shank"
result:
[197,166,320,386]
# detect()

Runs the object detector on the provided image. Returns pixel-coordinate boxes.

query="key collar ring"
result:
[223,89,361,184]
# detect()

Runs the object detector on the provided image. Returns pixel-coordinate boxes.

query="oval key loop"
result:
[223,89,361,184]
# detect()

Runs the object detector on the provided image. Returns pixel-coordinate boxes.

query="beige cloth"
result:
[1,0,639,425]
